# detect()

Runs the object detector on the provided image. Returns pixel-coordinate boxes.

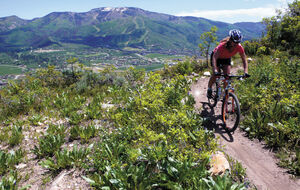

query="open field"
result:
[0,65,23,75]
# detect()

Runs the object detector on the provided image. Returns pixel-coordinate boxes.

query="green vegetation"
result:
[145,53,184,59]
[198,26,218,67]
[237,0,300,176]
[0,64,248,188]
[0,149,24,175]
[0,65,23,75]
[135,63,164,71]
[160,57,208,77]
[0,46,175,76]
[236,55,299,175]
[261,0,300,55]
[243,0,299,56]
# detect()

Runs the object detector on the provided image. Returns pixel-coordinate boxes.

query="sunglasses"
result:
[230,40,239,44]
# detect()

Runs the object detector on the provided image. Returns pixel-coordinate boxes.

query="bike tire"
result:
[221,92,240,133]
[208,83,218,107]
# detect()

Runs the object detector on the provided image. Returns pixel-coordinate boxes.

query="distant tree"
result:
[279,0,300,55]
[262,0,300,55]
[262,12,282,50]
[243,40,260,56]
[67,57,79,74]
[198,26,218,67]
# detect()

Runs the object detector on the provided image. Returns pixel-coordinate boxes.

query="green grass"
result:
[145,53,184,59]
[135,63,164,71]
[123,47,144,52]
[118,64,164,72]
[0,65,23,75]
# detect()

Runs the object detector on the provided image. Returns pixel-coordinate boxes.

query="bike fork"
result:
[224,90,235,114]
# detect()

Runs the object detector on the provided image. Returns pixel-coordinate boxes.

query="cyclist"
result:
[207,29,249,98]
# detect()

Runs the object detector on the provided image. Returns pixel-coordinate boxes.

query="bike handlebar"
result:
[214,73,250,79]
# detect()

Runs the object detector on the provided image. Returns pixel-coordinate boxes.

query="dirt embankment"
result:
[190,69,300,190]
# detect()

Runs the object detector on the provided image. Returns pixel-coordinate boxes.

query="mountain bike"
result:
[208,73,249,132]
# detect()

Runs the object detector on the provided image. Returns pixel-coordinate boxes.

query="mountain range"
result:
[0,7,265,54]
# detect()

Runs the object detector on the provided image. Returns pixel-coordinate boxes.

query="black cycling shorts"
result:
[210,51,231,67]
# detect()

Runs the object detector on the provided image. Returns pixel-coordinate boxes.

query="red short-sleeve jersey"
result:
[213,42,245,59]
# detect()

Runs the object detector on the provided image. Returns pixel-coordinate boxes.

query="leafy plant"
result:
[0,126,10,143]
[41,145,91,173]
[70,125,98,143]
[0,171,30,190]
[68,111,85,125]
[226,155,247,183]
[79,125,97,143]
[8,125,24,147]
[198,26,218,67]
[28,114,44,126]
[85,95,103,120]
[32,134,65,158]
[46,124,66,138]
[277,148,300,176]
[201,173,246,190]
[0,149,24,175]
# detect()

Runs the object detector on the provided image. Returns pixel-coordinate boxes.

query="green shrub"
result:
[68,111,85,125]
[69,125,97,143]
[0,171,30,190]
[32,134,65,158]
[41,145,91,173]
[8,125,24,147]
[0,149,24,175]
[46,124,66,138]
[237,55,299,175]
[86,143,245,189]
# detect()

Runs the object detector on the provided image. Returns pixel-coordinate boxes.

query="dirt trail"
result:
[190,70,300,190]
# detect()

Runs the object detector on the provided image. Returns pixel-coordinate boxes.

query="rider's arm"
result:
[212,51,219,73]
[240,52,248,74]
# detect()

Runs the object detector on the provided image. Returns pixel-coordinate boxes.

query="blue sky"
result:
[0,0,294,23]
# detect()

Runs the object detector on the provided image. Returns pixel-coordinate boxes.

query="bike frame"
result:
[215,74,243,127]
[215,75,236,100]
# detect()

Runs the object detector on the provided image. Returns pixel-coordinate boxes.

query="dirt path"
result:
[190,70,300,190]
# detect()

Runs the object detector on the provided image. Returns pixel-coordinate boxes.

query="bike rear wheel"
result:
[222,92,240,132]
[208,83,218,107]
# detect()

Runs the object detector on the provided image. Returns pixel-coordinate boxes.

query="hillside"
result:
[0,7,265,53]
[0,16,29,33]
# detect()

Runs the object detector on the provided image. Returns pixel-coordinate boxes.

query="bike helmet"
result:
[229,29,242,43]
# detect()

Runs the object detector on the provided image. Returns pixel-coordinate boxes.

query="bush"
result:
[32,134,65,158]
[237,55,299,175]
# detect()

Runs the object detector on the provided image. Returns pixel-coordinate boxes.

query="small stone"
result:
[204,71,211,76]
[101,103,114,109]
[16,163,27,169]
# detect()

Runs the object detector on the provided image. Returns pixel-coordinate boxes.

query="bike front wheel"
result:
[222,92,240,133]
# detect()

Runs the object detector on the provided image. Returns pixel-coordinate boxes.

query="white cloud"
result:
[175,7,278,23]
[277,0,294,3]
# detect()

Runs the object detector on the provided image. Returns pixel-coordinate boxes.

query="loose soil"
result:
[190,68,300,190]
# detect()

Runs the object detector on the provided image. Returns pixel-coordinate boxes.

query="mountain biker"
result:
[207,29,249,98]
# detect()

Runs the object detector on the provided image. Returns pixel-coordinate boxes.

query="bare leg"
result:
[208,75,216,88]
[208,66,221,88]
